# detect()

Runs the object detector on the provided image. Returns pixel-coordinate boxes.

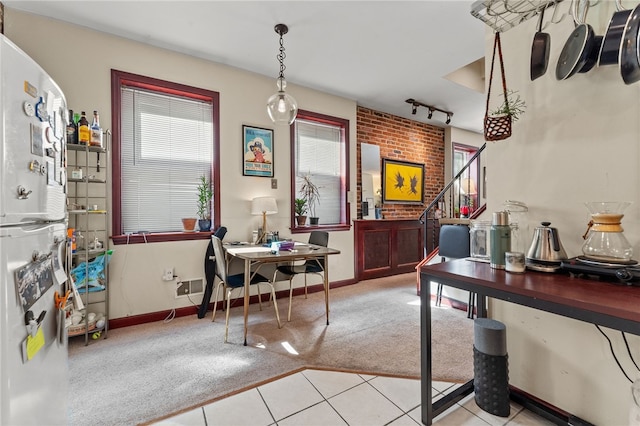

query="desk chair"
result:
[272,231,328,321]
[436,224,475,318]
[210,235,281,342]
[198,227,227,319]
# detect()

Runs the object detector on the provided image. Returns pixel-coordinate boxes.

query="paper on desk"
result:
[226,246,272,255]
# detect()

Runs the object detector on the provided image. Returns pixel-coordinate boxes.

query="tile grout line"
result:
[256,387,279,426]
[265,371,351,425]
[300,370,357,426]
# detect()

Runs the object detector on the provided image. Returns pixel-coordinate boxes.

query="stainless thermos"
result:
[490,211,511,269]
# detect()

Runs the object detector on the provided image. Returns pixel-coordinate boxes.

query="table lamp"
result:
[460,178,477,217]
[251,197,278,244]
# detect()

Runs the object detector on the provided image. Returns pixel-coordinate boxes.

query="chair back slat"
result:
[309,230,329,247]
[307,231,329,268]
[211,235,228,282]
[439,224,470,260]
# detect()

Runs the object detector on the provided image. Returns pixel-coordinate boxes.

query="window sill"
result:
[112,231,213,245]
[290,224,351,234]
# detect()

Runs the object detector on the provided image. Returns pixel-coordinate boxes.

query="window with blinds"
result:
[292,111,349,228]
[119,85,214,234]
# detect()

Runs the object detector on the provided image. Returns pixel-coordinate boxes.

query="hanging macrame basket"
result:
[484,32,512,142]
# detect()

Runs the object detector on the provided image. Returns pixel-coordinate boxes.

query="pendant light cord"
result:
[277,32,286,79]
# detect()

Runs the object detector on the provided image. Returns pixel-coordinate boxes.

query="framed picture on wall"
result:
[382,158,424,204]
[243,125,274,177]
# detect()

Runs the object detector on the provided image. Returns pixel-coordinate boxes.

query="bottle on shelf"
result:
[67,228,77,253]
[90,110,103,147]
[67,109,78,144]
[77,111,90,145]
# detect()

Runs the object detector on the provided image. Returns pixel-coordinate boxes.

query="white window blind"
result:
[295,120,342,224]
[120,87,213,233]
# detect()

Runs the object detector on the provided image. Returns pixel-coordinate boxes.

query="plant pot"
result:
[309,217,319,225]
[296,215,307,226]
[198,219,211,232]
[181,218,197,232]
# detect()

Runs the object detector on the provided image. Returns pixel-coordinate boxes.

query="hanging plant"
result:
[484,32,517,142]
[490,89,526,122]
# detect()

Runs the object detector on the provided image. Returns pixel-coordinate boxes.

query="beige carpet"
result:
[68,273,473,425]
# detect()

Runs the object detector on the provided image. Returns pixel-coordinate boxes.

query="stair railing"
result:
[419,143,487,257]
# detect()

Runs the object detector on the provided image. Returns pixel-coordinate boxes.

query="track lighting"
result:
[405,98,453,125]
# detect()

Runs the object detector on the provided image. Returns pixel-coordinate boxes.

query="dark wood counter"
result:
[354,219,434,280]
[419,259,640,425]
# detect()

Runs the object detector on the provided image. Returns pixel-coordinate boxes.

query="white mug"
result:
[505,251,525,273]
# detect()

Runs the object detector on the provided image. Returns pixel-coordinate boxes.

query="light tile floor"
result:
[154,369,554,426]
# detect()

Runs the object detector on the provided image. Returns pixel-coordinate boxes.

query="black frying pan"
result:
[620,3,640,84]
[556,0,595,80]
[578,35,602,73]
[598,0,631,66]
[531,7,550,80]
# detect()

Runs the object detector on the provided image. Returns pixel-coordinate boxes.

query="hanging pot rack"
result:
[470,0,567,33]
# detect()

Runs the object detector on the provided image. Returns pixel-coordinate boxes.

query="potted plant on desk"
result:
[300,174,320,225]
[196,175,213,232]
[294,198,308,226]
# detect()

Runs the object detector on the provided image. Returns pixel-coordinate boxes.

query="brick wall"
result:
[357,106,445,219]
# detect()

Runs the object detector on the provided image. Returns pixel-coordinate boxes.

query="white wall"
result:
[5,9,357,319]
[483,2,640,424]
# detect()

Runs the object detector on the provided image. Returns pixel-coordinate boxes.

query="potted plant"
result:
[294,198,308,226]
[196,175,213,232]
[299,174,320,225]
[490,89,526,122]
[181,218,197,232]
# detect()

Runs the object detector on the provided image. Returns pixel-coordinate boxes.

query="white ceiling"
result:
[5,1,487,133]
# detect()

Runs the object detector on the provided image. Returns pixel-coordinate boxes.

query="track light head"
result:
[405,98,453,125]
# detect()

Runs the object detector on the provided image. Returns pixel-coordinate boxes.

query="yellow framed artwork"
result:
[382,158,424,204]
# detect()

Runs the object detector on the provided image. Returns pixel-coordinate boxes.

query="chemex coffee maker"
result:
[561,201,640,284]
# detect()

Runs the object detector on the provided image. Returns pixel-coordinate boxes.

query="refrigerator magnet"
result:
[23,80,37,97]
[30,124,44,157]
[23,100,35,117]
[46,158,55,186]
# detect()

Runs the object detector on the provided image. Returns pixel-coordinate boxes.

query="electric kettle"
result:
[526,222,568,272]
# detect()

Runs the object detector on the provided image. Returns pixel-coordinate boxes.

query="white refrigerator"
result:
[0,34,69,425]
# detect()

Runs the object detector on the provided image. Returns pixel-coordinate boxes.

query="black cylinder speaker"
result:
[473,318,510,417]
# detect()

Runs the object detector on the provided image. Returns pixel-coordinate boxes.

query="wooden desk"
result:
[419,259,640,425]
[225,243,341,346]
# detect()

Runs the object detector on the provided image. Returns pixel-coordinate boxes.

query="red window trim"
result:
[290,110,350,233]
[110,69,220,244]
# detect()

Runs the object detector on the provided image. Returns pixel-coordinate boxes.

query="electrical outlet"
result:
[163,268,174,281]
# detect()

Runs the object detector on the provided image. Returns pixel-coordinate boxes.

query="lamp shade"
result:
[460,178,477,196]
[251,197,278,215]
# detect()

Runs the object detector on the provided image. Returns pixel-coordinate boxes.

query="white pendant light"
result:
[267,24,298,125]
